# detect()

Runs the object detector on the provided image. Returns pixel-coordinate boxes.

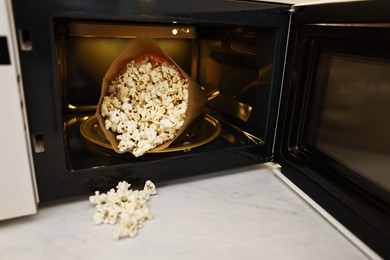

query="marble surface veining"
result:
[0,164,369,260]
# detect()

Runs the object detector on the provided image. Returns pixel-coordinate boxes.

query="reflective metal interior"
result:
[55,22,278,171]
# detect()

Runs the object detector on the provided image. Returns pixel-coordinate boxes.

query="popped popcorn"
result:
[89,180,157,239]
[101,55,189,156]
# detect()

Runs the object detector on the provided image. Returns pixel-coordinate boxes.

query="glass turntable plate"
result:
[80,114,221,153]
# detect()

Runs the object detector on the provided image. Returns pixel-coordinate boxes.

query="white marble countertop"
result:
[0,164,370,260]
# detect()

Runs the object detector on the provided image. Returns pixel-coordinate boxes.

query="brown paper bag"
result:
[95,33,206,155]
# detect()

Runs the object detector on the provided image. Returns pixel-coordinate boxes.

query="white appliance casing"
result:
[0,0,37,220]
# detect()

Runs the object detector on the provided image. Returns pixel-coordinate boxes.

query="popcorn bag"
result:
[96,34,206,157]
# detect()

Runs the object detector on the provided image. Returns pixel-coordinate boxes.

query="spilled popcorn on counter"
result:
[89,180,157,239]
[101,55,189,157]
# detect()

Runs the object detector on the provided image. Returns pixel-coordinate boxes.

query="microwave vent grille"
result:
[230,42,256,56]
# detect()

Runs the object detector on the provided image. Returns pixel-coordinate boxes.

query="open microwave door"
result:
[274,0,390,258]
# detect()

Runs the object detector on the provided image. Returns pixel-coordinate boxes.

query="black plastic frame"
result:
[0,37,11,65]
[11,0,290,201]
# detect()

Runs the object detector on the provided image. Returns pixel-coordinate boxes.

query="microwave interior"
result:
[49,19,286,192]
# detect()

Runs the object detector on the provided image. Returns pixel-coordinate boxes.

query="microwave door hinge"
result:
[290,6,306,14]
[289,4,305,14]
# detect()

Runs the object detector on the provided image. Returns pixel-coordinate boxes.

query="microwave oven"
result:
[1,0,389,257]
